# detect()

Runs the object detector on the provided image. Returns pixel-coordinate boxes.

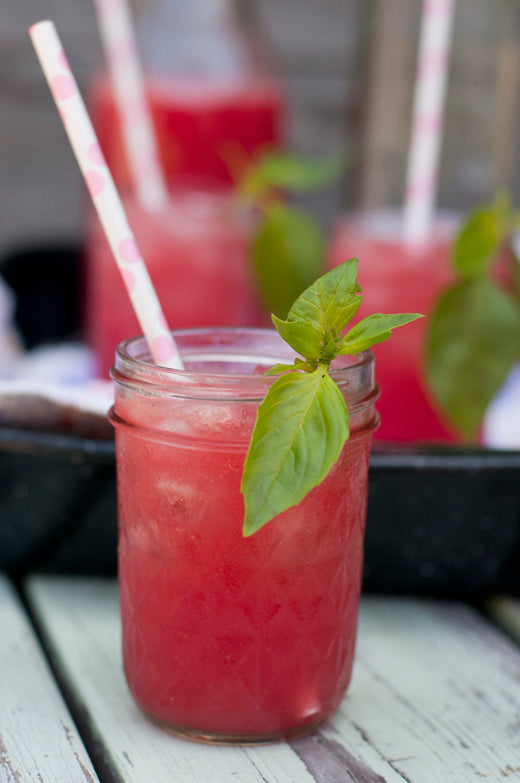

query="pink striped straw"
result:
[29,20,183,370]
[93,0,168,211]
[403,0,455,245]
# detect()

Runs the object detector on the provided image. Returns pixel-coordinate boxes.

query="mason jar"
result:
[109,327,379,743]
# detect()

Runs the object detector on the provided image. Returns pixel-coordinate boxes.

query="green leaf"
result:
[252,204,325,319]
[271,315,324,361]
[263,363,302,376]
[339,313,424,354]
[239,148,344,201]
[270,260,364,360]
[426,277,520,439]
[240,260,421,535]
[284,257,362,334]
[241,367,349,536]
[453,206,505,278]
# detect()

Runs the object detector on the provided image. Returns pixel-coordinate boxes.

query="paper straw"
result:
[93,0,168,211]
[403,0,455,244]
[29,20,183,370]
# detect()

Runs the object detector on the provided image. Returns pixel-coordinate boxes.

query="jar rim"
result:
[111,327,378,410]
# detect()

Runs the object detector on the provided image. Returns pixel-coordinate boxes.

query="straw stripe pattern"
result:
[29,20,183,370]
[403,0,455,245]
[93,0,168,211]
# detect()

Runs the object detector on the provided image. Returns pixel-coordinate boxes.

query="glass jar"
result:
[89,0,285,191]
[109,327,379,743]
[83,189,262,378]
[328,209,458,443]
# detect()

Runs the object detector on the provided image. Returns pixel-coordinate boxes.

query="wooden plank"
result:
[357,0,418,210]
[0,574,99,783]
[25,578,520,782]
[326,598,520,782]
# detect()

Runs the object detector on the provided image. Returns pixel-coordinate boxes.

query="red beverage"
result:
[110,328,379,742]
[89,74,284,192]
[84,190,263,377]
[328,210,458,443]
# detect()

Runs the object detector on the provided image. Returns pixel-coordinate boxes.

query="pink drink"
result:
[84,190,263,377]
[89,74,284,192]
[110,328,379,742]
[328,210,458,443]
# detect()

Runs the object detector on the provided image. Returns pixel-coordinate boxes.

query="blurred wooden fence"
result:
[1,0,520,258]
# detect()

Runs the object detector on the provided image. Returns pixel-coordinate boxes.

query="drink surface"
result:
[84,191,264,377]
[328,210,458,443]
[89,75,284,192]
[111,333,377,741]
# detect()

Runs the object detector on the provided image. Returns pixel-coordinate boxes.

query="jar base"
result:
[144,709,326,746]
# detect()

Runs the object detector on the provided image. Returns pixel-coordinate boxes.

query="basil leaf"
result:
[242,149,344,198]
[252,204,324,319]
[241,368,349,536]
[453,207,505,278]
[271,315,323,360]
[286,257,362,334]
[271,261,365,360]
[339,313,423,354]
[426,278,520,438]
[263,363,302,376]
[241,260,422,535]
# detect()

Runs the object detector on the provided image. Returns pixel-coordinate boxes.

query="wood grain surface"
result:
[24,576,520,782]
[0,573,99,782]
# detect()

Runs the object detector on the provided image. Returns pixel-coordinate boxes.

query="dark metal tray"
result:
[1,426,519,598]
[367,445,520,597]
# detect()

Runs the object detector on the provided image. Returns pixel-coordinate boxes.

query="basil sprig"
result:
[241,260,422,536]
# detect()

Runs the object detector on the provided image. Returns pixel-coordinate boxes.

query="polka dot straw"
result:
[403,0,455,245]
[93,0,168,211]
[29,20,183,370]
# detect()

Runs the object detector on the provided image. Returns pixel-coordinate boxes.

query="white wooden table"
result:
[2,574,520,782]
